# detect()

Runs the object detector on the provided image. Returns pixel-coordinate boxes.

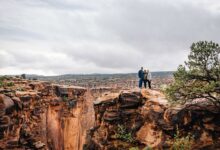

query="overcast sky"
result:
[0,0,220,75]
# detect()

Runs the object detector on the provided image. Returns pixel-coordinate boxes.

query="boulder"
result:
[119,90,144,109]
[136,122,163,147]
[0,94,15,114]
[12,97,22,110]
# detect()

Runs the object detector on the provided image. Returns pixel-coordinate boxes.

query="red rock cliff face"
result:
[46,85,95,150]
[1,77,220,150]
[0,77,95,150]
[85,89,220,150]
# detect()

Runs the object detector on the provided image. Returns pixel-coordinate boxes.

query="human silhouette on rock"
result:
[143,69,151,89]
[138,67,144,88]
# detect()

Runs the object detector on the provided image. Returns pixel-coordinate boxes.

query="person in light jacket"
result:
[143,69,152,89]
[147,69,152,89]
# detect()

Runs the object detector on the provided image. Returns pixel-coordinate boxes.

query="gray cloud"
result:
[0,0,220,75]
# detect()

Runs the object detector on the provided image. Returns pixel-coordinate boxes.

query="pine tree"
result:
[166,41,220,107]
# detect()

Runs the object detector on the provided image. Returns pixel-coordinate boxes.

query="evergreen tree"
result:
[166,41,220,107]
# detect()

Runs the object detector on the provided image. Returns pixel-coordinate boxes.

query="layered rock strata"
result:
[0,77,94,150]
[85,89,220,149]
[1,76,219,150]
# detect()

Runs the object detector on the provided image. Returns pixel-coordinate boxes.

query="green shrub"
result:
[171,127,194,150]
[115,125,134,143]
[63,96,68,102]
[6,82,14,87]
[0,76,6,87]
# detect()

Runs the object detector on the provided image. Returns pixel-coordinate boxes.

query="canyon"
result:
[0,76,220,150]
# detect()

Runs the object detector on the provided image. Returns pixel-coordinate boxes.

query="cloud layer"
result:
[0,0,220,75]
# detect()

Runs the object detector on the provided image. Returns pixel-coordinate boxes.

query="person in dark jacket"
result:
[138,67,144,88]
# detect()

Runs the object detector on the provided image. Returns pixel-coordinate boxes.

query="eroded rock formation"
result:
[0,76,220,150]
[85,89,220,150]
[0,77,94,150]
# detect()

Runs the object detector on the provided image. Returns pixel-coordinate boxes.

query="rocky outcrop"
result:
[85,89,220,150]
[84,89,146,149]
[1,76,220,150]
[0,77,94,150]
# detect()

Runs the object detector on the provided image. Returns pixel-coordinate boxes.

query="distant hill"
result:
[25,71,174,81]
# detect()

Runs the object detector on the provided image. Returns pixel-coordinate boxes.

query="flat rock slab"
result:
[55,85,87,97]
[93,93,119,105]
[15,91,38,97]
[141,89,168,105]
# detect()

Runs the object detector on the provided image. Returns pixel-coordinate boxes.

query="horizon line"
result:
[0,71,175,77]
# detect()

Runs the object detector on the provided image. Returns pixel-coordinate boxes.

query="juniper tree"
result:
[166,41,220,107]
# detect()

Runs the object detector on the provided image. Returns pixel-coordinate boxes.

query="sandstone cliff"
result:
[0,77,94,150]
[85,89,220,149]
[0,77,219,150]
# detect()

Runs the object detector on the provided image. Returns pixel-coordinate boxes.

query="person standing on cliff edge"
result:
[138,67,144,88]
[143,69,152,89]
[147,69,152,89]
